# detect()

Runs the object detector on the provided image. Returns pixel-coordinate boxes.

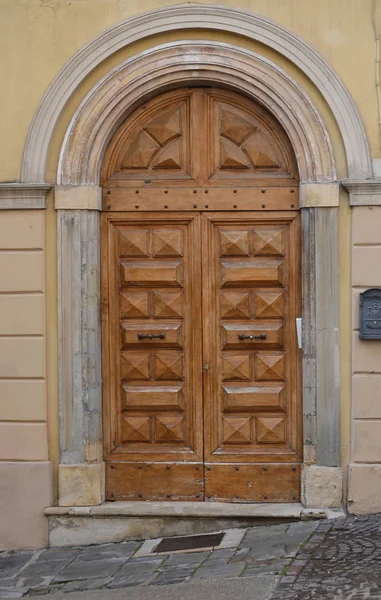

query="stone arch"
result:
[21,3,371,184]
[52,14,345,511]
[58,41,335,186]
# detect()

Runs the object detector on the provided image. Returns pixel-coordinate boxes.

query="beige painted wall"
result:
[349,207,381,514]
[0,210,51,549]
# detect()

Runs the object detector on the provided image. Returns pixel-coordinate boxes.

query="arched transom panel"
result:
[101,88,298,188]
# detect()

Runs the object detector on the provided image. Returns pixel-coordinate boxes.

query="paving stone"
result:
[0,581,16,589]
[18,562,66,579]
[118,557,163,577]
[0,588,28,599]
[151,568,194,585]
[107,573,155,589]
[241,560,289,576]
[192,561,246,581]
[61,578,110,592]
[159,551,210,569]
[53,558,127,582]
[229,547,250,563]
[37,549,80,563]
[16,577,54,589]
[0,556,34,579]
[77,542,140,562]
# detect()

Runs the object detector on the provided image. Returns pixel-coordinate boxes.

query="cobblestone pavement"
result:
[0,520,318,598]
[272,514,381,600]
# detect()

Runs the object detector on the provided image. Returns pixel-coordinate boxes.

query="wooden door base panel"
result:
[106,462,204,501]
[205,464,301,503]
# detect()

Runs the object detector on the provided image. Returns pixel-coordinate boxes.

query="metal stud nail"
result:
[166,465,171,470]
[107,204,111,209]
[193,204,197,208]
[263,467,268,471]
[135,205,139,209]
[262,204,266,208]
[135,190,139,194]
[261,189,266,193]
[205,205,209,208]
[193,190,197,194]
[234,204,237,208]
[138,465,142,469]
[138,493,143,498]
[164,205,168,209]
[235,466,239,471]
[264,495,268,500]
[290,189,295,193]
[164,190,168,194]
[233,189,237,194]
[107,190,111,195]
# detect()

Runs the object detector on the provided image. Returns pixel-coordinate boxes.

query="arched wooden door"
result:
[101,88,302,503]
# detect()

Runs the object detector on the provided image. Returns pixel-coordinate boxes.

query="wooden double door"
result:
[101,87,302,503]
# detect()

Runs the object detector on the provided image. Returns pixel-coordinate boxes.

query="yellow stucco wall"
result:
[1,0,380,181]
[1,0,380,545]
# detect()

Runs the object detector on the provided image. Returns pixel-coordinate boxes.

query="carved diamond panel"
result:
[257,417,286,443]
[120,291,149,319]
[220,230,249,256]
[253,228,284,256]
[145,107,182,145]
[220,109,255,144]
[255,354,284,381]
[151,138,182,169]
[220,292,250,319]
[121,352,150,381]
[156,415,184,442]
[220,137,250,169]
[119,230,149,257]
[121,132,158,169]
[222,355,251,381]
[154,352,184,381]
[243,131,280,168]
[223,416,252,444]
[255,291,284,318]
[122,416,152,443]
[152,230,183,257]
[153,291,183,319]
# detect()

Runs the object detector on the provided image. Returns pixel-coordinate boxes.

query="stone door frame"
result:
[7,4,376,509]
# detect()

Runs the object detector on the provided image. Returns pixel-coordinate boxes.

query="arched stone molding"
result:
[56,54,342,511]
[21,3,371,184]
[58,42,335,186]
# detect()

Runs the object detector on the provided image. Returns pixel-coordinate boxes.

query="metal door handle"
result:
[137,333,166,340]
[238,334,266,340]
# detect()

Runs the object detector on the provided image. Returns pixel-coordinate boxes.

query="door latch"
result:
[296,318,302,349]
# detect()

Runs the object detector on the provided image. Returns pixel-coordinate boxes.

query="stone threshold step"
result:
[45,501,344,520]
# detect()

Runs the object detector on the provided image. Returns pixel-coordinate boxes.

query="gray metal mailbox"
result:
[359,288,381,340]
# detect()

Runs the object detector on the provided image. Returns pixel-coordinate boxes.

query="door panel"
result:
[202,212,302,502]
[101,87,302,504]
[102,213,203,501]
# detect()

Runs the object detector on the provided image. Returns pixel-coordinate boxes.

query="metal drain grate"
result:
[154,532,225,554]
